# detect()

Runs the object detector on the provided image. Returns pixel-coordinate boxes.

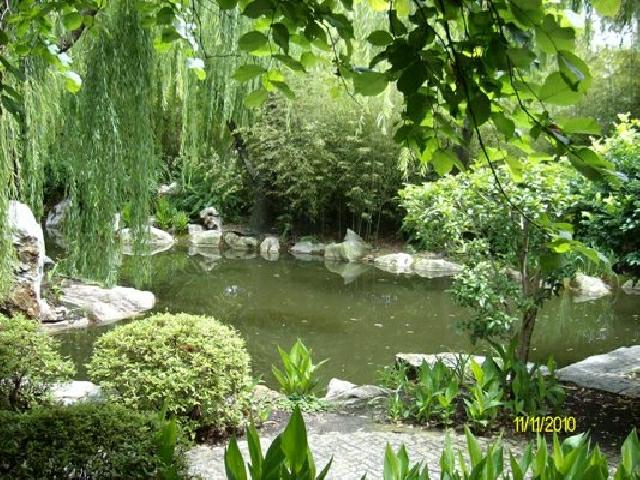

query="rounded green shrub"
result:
[87,313,253,436]
[0,402,189,479]
[0,314,74,411]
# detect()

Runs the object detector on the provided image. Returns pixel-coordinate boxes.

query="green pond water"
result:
[57,246,640,389]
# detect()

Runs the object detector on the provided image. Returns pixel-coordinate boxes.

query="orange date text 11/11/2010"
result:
[513,416,577,433]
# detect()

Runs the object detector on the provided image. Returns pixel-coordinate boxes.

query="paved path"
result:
[187,414,527,479]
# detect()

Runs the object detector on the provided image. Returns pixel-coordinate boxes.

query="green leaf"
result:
[353,71,387,96]
[506,48,536,69]
[539,72,583,105]
[242,0,274,18]
[535,14,575,54]
[239,31,269,51]
[397,61,428,95]
[232,64,266,82]
[224,437,248,480]
[556,116,601,135]
[271,80,295,99]
[300,52,320,69]
[384,443,400,480]
[367,30,393,46]
[245,89,268,108]
[155,7,174,25]
[271,23,290,54]
[557,51,591,92]
[431,149,456,176]
[593,0,621,16]
[282,407,308,473]
[64,71,82,93]
[491,111,516,139]
[217,0,238,9]
[469,92,491,126]
[62,12,83,31]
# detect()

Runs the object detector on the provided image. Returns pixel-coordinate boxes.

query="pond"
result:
[57,246,640,388]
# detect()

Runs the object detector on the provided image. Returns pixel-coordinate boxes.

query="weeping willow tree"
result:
[56,0,157,284]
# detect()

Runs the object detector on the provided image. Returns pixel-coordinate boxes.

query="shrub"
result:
[0,314,74,411]
[0,402,189,479]
[87,313,253,436]
[272,339,328,398]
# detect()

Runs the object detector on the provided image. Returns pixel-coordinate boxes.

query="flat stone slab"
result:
[60,281,155,325]
[557,345,640,398]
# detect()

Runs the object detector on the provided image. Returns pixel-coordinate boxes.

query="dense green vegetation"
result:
[87,313,254,437]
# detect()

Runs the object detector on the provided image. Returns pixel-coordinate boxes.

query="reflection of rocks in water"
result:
[291,253,323,262]
[324,261,371,284]
[188,245,222,272]
[120,226,174,256]
[224,250,257,260]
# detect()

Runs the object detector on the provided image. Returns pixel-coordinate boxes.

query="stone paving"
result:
[187,413,527,480]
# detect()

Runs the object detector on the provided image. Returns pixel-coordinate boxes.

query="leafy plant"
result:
[0,403,190,479]
[382,444,430,480]
[615,429,640,480]
[155,197,190,233]
[87,313,253,437]
[463,360,503,430]
[272,339,328,398]
[224,406,332,480]
[0,314,74,411]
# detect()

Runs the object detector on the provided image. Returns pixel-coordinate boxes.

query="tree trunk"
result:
[517,307,537,364]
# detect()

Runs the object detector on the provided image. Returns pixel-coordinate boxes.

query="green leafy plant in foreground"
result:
[272,339,328,398]
[463,360,503,431]
[382,444,430,480]
[224,406,332,480]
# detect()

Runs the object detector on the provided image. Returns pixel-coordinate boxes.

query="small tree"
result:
[401,160,590,362]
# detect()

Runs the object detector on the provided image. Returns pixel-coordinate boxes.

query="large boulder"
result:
[199,206,222,231]
[224,232,258,251]
[572,273,611,302]
[260,236,280,260]
[59,281,155,325]
[557,346,640,398]
[158,182,178,196]
[189,225,223,249]
[324,229,370,263]
[324,378,390,407]
[621,279,640,295]
[120,226,174,255]
[374,253,414,274]
[290,240,326,255]
[412,257,462,278]
[3,201,46,318]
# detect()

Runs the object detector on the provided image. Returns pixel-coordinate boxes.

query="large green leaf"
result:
[539,72,583,105]
[431,149,456,176]
[271,23,290,54]
[367,30,393,46]
[556,116,601,135]
[242,0,274,18]
[244,88,268,108]
[353,71,388,96]
[239,31,268,51]
[232,64,266,82]
[491,111,516,139]
[557,50,591,92]
[535,14,575,54]
[224,437,248,480]
[217,0,238,9]
[281,407,308,473]
[62,12,83,31]
[593,0,621,16]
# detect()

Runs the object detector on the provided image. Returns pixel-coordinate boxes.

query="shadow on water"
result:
[56,246,640,388]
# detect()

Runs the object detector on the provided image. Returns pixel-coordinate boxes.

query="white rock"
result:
[412,258,463,277]
[323,230,370,263]
[622,279,640,295]
[158,182,178,196]
[224,232,258,251]
[120,226,174,255]
[572,272,611,302]
[44,200,70,246]
[189,229,223,248]
[199,207,222,231]
[290,241,326,255]
[374,253,414,274]
[557,346,640,398]
[3,201,46,318]
[60,281,155,325]
[52,381,102,405]
[324,378,390,404]
[188,224,203,234]
[324,261,370,284]
[260,236,280,257]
